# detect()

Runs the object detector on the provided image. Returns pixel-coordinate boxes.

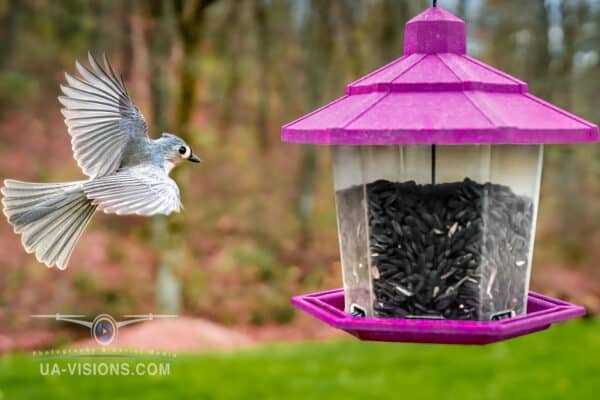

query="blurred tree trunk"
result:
[456,0,467,19]
[144,0,181,314]
[271,0,297,125]
[0,1,22,70]
[295,0,335,249]
[146,0,218,313]
[92,0,112,51]
[254,0,271,151]
[217,1,242,137]
[485,1,520,74]
[119,1,134,81]
[0,0,23,312]
[378,0,409,64]
[334,0,365,77]
[147,1,175,132]
[529,0,551,99]
[555,0,588,260]
[174,0,218,136]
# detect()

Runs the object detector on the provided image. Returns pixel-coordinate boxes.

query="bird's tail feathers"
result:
[1,179,96,269]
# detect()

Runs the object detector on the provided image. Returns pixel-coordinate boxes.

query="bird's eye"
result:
[178,145,191,159]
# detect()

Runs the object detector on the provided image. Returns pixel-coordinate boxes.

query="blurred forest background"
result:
[0,0,599,351]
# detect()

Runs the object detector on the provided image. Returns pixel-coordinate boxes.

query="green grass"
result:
[1,319,599,400]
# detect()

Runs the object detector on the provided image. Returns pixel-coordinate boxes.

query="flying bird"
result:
[1,53,201,270]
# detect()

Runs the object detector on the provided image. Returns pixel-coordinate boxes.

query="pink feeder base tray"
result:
[291,289,586,345]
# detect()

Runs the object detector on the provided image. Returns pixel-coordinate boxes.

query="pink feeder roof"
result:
[282,7,599,145]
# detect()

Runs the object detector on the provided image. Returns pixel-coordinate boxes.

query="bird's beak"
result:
[188,153,201,163]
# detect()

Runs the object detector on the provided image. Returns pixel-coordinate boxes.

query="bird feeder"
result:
[283,6,597,344]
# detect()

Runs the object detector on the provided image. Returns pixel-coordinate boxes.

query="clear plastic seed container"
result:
[333,144,543,321]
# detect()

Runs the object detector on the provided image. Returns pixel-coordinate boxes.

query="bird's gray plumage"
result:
[1,53,200,270]
[84,165,181,216]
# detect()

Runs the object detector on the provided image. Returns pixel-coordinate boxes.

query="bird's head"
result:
[159,133,201,170]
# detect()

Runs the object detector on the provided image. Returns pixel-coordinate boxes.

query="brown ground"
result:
[70,313,344,352]
[0,312,345,354]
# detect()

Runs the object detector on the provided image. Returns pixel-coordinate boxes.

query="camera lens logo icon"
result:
[92,314,117,346]
[31,312,177,346]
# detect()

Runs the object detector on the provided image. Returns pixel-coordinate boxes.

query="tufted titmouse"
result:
[1,53,200,270]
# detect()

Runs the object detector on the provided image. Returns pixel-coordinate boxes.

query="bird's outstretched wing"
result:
[59,53,148,178]
[83,165,181,216]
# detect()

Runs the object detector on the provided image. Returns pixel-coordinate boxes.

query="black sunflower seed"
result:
[337,178,534,321]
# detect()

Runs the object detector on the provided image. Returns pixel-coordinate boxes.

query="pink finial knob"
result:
[404,7,466,55]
